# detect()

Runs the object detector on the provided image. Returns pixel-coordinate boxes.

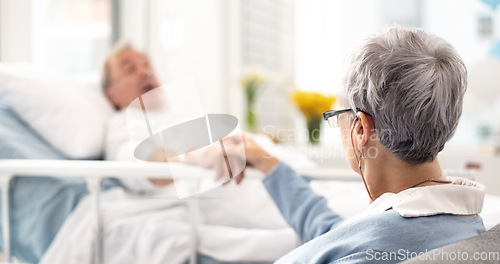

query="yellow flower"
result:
[291,90,337,121]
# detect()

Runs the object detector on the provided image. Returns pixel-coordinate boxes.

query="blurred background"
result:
[2,0,500,178]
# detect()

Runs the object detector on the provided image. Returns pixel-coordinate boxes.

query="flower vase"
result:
[307,118,322,145]
[246,99,257,132]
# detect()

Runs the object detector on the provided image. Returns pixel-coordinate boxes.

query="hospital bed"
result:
[0,64,499,263]
[0,160,360,263]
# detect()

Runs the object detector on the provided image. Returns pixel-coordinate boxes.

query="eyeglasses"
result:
[322,108,369,128]
[322,109,353,128]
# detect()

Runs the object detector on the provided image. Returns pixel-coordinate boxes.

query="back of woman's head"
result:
[343,26,467,164]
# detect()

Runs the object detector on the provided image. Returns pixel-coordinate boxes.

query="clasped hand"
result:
[185,135,280,185]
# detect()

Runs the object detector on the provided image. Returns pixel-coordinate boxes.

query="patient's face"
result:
[105,49,160,110]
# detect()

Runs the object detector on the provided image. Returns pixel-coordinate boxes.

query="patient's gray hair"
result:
[101,41,134,91]
[342,26,467,164]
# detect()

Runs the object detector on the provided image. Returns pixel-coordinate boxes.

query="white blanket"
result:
[40,183,299,264]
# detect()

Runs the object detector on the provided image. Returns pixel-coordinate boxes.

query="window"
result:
[241,0,295,134]
[32,0,112,73]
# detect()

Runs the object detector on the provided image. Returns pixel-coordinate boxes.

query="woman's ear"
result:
[355,112,374,150]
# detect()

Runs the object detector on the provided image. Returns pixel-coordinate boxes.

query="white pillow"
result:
[0,63,115,159]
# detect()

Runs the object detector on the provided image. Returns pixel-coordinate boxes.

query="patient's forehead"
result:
[110,49,149,72]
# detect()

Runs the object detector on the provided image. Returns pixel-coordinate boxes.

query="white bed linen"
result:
[40,122,324,263]
[38,169,371,264]
[0,63,114,159]
[39,183,298,263]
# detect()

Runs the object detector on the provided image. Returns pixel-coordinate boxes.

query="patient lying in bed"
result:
[101,41,174,191]
[39,42,305,263]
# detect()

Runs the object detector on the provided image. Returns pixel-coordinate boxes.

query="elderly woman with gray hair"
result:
[204,26,485,263]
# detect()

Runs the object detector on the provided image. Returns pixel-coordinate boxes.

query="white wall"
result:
[118,1,148,52]
[422,0,493,68]
[293,0,500,96]
[421,0,500,148]
[120,0,228,114]
[0,0,228,112]
[152,0,227,114]
[294,0,383,95]
[0,0,33,62]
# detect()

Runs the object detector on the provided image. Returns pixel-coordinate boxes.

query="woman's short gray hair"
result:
[342,26,467,164]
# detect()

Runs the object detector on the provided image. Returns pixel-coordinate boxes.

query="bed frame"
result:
[0,159,359,264]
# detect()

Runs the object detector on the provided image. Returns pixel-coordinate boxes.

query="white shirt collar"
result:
[368,176,485,217]
[339,177,485,227]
